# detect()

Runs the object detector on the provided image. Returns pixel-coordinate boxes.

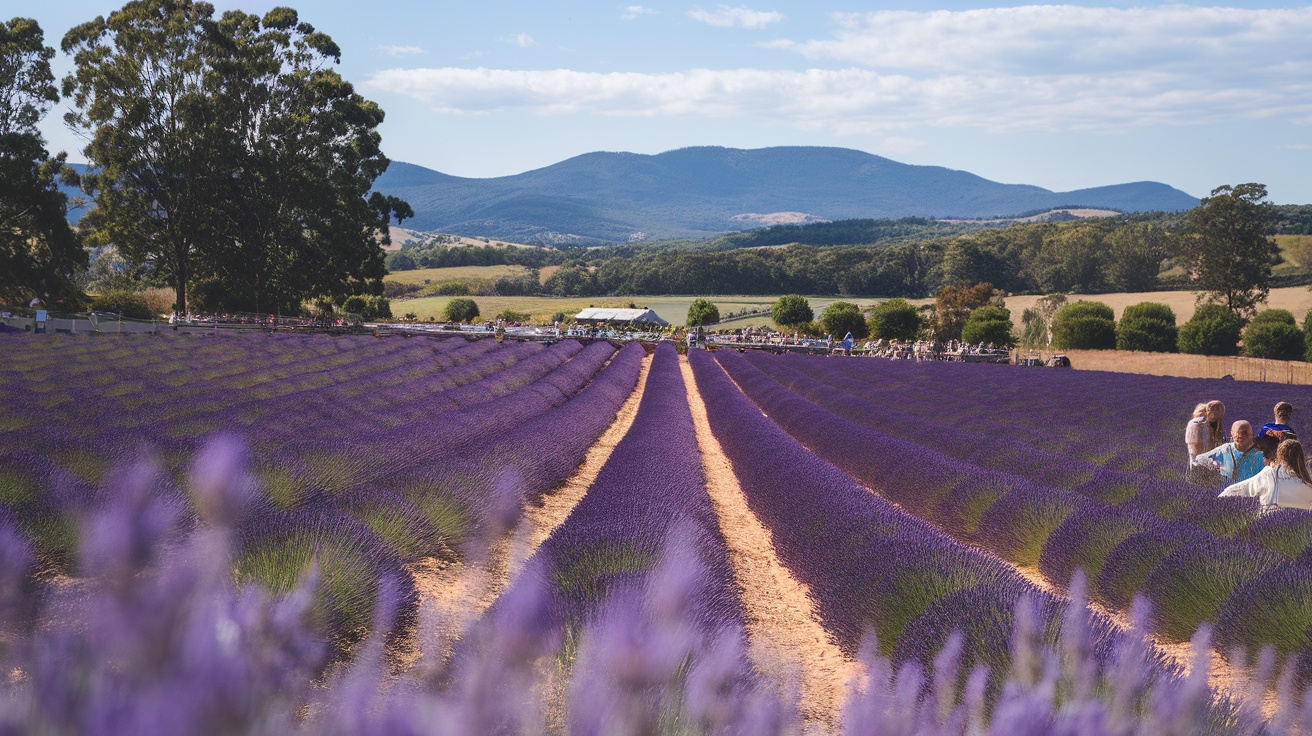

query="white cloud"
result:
[688,5,783,29]
[365,6,1312,136]
[507,33,536,48]
[364,65,1312,134]
[769,6,1312,78]
[882,136,927,154]
[1287,143,1310,151]
[379,45,425,57]
[622,5,656,20]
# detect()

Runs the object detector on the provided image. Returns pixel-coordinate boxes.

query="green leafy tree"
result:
[1178,304,1241,356]
[62,1,224,314]
[443,298,479,323]
[819,301,868,339]
[1242,309,1304,360]
[1106,223,1170,292]
[543,264,599,296]
[1303,310,1312,362]
[771,294,813,328]
[934,282,999,341]
[960,305,1015,347]
[0,17,86,308]
[61,2,409,314]
[1116,302,1178,353]
[1180,183,1278,322]
[686,298,720,327]
[1051,301,1116,350]
[1032,224,1107,293]
[205,8,410,313]
[867,298,921,341]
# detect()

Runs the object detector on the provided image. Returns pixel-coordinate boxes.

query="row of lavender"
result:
[447,345,1240,732]
[6,423,1296,732]
[1,335,1299,732]
[804,355,1312,483]
[0,332,643,651]
[453,344,763,732]
[715,349,1312,684]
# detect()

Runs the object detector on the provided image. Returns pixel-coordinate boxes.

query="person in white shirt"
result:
[1221,439,1312,512]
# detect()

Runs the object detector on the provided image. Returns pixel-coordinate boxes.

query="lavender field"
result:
[4,331,1312,733]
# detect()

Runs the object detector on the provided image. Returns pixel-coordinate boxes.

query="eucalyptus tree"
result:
[205,7,410,313]
[0,17,85,308]
[62,0,225,314]
[1182,183,1278,322]
[62,1,410,314]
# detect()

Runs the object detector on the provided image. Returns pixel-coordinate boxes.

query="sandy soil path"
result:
[400,352,653,674]
[680,355,857,733]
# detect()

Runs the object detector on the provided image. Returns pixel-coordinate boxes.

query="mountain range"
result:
[371,146,1200,245]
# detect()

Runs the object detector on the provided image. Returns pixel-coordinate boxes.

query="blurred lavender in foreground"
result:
[4,435,1312,734]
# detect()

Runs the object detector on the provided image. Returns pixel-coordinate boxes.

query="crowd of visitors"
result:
[1188,401,1312,512]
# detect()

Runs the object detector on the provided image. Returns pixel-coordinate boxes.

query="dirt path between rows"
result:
[399,352,654,675]
[680,355,857,733]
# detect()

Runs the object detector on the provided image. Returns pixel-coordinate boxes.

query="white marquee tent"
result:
[573,307,669,326]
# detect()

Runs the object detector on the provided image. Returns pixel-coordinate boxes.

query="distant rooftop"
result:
[574,307,669,326]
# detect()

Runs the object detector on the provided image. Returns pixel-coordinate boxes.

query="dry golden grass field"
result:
[384,264,533,286]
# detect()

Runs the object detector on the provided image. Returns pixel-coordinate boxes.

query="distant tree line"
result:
[387,197,1303,304]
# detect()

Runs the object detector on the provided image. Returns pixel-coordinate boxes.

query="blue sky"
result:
[29,1,1312,203]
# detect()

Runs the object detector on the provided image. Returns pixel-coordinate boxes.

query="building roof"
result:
[574,307,669,326]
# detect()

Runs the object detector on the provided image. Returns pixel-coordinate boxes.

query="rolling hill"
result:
[372,146,1200,244]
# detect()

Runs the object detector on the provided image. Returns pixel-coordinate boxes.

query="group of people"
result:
[1186,400,1312,512]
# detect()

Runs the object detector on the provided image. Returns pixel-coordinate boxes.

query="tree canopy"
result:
[771,294,813,328]
[0,17,85,309]
[1181,183,1278,322]
[819,300,868,339]
[61,1,409,314]
[685,298,720,327]
[867,298,921,342]
[934,282,999,341]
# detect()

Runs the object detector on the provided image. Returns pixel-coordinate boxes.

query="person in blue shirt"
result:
[1194,420,1264,484]
[1258,401,1298,441]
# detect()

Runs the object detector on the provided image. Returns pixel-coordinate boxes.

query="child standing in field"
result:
[1221,439,1312,512]
[1258,401,1298,440]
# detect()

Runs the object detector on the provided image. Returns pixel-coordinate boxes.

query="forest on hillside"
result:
[387,204,1312,299]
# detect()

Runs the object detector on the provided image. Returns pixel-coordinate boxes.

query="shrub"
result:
[771,294,813,328]
[1243,311,1305,360]
[1051,301,1116,350]
[497,309,530,323]
[960,305,1015,347]
[818,301,868,339]
[1251,308,1297,326]
[1178,304,1241,355]
[342,295,368,316]
[686,298,720,327]
[1116,302,1177,352]
[443,298,480,323]
[91,290,157,319]
[867,298,921,341]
